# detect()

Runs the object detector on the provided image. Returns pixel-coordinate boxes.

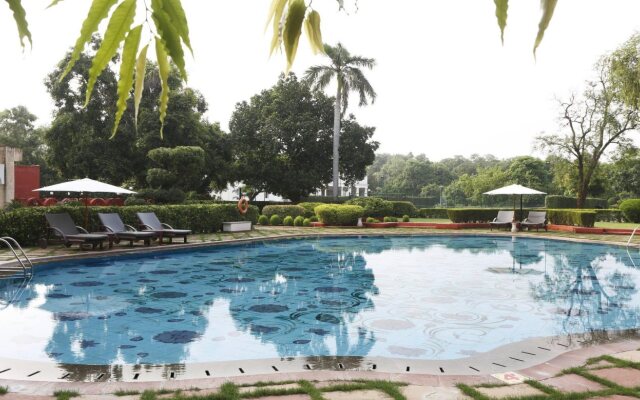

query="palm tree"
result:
[304,43,376,198]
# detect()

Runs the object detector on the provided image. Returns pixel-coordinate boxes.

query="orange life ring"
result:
[237,198,249,214]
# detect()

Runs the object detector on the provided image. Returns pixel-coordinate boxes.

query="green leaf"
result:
[156,37,170,139]
[494,0,508,45]
[266,0,287,56]
[283,0,306,71]
[304,10,323,54]
[60,0,119,81]
[160,0,192,55]
[111,24,142,138]
[5,0,32,48]
[533,0,558,57]
[46,0,65,8]
[134,43,149,129]
[84,0,136,106]
[151,0,187,80]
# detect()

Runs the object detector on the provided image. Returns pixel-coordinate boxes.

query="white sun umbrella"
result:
[34,178,136,227]
[483,184,546,221]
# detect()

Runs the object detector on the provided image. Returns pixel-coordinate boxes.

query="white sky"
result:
[1,1,640,160]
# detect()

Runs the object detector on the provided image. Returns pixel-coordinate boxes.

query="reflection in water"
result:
[0,236,639,365]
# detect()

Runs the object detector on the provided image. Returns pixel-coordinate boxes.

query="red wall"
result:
[14,165,40,200]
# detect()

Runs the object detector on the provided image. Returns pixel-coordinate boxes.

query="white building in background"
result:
[214,177,368,201]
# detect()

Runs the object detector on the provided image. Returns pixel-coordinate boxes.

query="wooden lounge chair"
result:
[137,212,191,244]
[490,210,514,231]
[522,211,547,231]
[98,213,156,246]
[45,213,108,250]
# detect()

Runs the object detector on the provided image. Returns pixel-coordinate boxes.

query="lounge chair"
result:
[98,213,156,246]
[490,210,514,231]
[522,211,547,231]
[45,213,108,250]
[137,212,191,244]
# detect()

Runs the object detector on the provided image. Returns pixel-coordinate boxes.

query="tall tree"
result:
[304,43,376,198]
[537,57,639,208]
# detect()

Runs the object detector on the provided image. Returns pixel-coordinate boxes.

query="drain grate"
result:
[509,357,524,362]
[469,366,480,372]
[439,367,445,373]
[405,366,410,372]
[133,373,140,380]
[537,346,551,351]
[0,369,10,374]
[205,370,210,376]
[271,366,279,372]
[60,373,71,379]
[492,363,506,368]
[239,368,245,374]
[27,371,40,377]
[522,351,536,356]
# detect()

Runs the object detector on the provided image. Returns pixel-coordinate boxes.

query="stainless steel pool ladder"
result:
[628,226,640,247]
[0,237,33,279]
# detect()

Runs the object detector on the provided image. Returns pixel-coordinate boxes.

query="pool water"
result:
[1,235,639,365]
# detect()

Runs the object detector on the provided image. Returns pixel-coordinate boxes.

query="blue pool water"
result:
[1,235,639,365]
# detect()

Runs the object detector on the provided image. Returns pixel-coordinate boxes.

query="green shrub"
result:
[0,204,259,246]
[309,215,319,222]
[136,188,185,204]
[283,216,294,226]
[620,199,640,223]
[383,216,398,223]
[269,214,282,226]
[315,204,364,226]
[402,215,410,222]
[124,197,147,206]
[258,215,269,225]
[592,208,625,222]
[419,208,449,219]
[390,201,418,217]
[366,217,377,223]
[302,218,311,227]
[262,205,306,219]
[297,202,324,218]
[446,208,505,223]
[345,197,393,218]
[545,195,607,209]
[293,216,304,226]
[546,209,596,227]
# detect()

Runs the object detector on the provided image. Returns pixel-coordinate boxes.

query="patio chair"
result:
[45,213,108,250]
[489,210,514,231]
[136,212,191,244]
[98,213,157,246]
[521,211,547,232]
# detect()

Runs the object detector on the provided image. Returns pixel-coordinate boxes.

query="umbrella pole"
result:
[520,194,523,222]
[84,193,89,230]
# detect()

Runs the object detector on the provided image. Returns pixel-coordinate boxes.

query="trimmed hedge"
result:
[345,197,393,219]
[419,208,449,219]
[262,205,306,219]
[0,204,259,246]
[545,195,607,209]
[620,199,640,223]
[546,209,596,227]
[315,204,364,226]
[390,201,418,217]
[593,209,625,222]
[446,208,506,223]
[297,202,324,218]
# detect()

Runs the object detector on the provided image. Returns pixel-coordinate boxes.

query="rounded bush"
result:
[283,216,294,226]
[309,216,319,222]
[258,215,269,225]
[402,215,410,222]
[315,204,364,226]
[302,218,311,227]
[383,216,391,223]
[366,217,376,223]
[262,205,305,219]
[293,216,304,226]
[620,199,640,223]
[345,197,393,219]
[269,214,282,226]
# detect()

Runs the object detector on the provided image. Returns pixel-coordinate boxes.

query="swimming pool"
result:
[0,235,638,366]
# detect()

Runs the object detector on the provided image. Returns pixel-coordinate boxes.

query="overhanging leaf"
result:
[5,0,32,48]
[494,0,508,45]
[46,0,65,8]
[156,37,170,139]
[85,0,136,106]
[151,0,187,80]
[134,43,149,129]
[60,0,119,81]
[304,10,324,54]
[283,0,306,71]
[533,0,558,57]
[111,24,142,138]
[266,0,287,56]
[160,0,193,55]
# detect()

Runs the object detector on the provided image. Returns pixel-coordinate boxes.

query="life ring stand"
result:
[237,198,249,214]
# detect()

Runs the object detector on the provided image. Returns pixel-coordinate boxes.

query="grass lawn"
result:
[408,218,450,223]
[595,221,639,229]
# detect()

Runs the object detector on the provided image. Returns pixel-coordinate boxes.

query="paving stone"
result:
[476,383,545,399]
[401,385,472,399]
[543,373,605,392]
[239,383,301,394]
[591,367,640,388]
[586,360,616,370]
[314,381,359,389]
[323,390,392,400]
[589,396,639,400]
[253,395,310,400]
[612,350,640,363]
